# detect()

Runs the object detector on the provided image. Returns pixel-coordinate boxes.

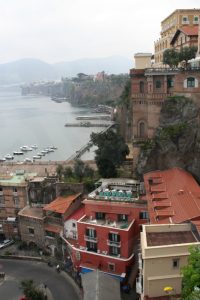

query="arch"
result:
[139,81,144,93]
[138,121,146,138]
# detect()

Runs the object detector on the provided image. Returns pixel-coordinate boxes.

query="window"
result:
[182,16,189,24]
[139,81,144,93]
[118,214,128,222]
[0,187,2,192]
[193,16,199,24]
[0,196,4,205]
[14,197,19,207]
[45,230,55,238]
[167,78,174,88]
[86,241,97,252]
[109,246,120,256]
[139,121,145,138]
[155,80,161,88]
[13,187,17,193]
[187,77,195,88]
[108,263,115,272]
[86,228,96,238]
[108,232,120,243]
[28,228,34,235]
[96,212,105,220]
[173,258,179,268]
[139,211,148,219]
[72,222,76,228]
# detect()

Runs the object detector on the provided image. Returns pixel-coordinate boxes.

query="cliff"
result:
[136,96,200,181]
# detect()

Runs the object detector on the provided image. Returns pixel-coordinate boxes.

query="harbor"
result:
[65,122,114,127]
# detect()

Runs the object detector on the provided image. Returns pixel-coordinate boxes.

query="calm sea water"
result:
[0,86,102,161]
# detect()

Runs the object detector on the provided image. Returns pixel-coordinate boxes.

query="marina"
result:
[65,122,113,127]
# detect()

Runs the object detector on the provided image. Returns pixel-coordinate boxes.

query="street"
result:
[0,259,81,300]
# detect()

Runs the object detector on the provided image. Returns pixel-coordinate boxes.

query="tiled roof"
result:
[43,193,81,214]
[65,205,85,221]
[181,26,199,36]
[144,168,200,224]
[44,224,62,233]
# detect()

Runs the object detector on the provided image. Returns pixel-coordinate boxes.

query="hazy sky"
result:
[0,0,200,64]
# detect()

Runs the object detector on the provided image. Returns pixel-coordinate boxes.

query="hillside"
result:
[136,96,200,181]
[0,56,132,84]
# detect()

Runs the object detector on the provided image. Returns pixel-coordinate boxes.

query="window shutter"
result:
[183,79,187,88]
[86,228,89,236]
[117,234,120,242]
[108,232,112,241]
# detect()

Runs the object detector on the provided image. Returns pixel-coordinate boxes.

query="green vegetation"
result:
[20,279,47,300]
[163,46,198,68]
[181,246,200,300]
[118,79,131,107]
[158,122,187,142]
[90,129,129,178]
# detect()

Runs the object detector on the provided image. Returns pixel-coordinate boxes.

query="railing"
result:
[107,240,121,247]
[132,93,172,100]
[84,235,98,242]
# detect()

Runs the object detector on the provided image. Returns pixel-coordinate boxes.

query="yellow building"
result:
[154,9,200,66]
[137,223,200,300]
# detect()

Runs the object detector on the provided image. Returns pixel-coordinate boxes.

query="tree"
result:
[181,246,200,300]
[74,159,85,182]
[163,48,179,68]
[90,129,129,178]
[179,46,198,67]
[63,166,73,179]
[20,279,46,300]
[56,164,63,181]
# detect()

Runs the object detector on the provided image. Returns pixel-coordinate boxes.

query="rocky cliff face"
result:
[136,96,200,181]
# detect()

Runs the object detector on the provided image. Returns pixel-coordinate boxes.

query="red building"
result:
[63,178,147,281]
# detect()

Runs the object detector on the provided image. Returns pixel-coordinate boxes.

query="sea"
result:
[0,86,104,162]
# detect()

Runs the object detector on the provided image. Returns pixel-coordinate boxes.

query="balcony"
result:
[132,93,172,100]
[107,240,121,247]
[136,277,143,294]
[145,68,179,76]
[84,235,98,243]
[80,216,131,230]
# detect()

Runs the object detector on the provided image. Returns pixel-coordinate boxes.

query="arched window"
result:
[187,77,195,88]
[139,121,145,138]
[139,81,144,93]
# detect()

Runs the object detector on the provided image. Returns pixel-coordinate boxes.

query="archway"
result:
[138,121,146,138]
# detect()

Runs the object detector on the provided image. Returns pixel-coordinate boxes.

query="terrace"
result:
[79,215,133,230]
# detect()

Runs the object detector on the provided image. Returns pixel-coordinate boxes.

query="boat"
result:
[41,150,48,154]
[20,146,33,152]
[4,154,14,160]
[0,158,6,162]
[13,151,24,155]
[33,155,41,159]
[31,145,38,149]
[37,152,45,156]
[49,146,57,150]
[24,158,32,162]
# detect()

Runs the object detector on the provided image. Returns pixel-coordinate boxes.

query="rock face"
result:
[136,96,200,181]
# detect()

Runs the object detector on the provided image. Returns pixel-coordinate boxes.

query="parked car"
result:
[0,239,14,249]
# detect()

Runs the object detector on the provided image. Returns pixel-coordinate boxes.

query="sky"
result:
[0,0,200,64]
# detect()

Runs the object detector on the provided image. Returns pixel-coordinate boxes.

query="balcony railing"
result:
[132,93,172,100]
[107,240,121,247]
[84,235,98,242]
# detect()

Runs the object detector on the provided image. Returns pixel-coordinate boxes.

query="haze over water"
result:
[0,87,102,162]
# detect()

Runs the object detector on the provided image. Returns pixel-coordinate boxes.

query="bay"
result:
[0,86,102,162]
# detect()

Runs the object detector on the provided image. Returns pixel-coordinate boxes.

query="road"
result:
[0,259,81,300]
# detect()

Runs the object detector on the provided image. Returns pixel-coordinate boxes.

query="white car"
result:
[0,239,14,249]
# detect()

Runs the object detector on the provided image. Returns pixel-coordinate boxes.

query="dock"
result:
[65,122,112,127]
[76,115,111,121]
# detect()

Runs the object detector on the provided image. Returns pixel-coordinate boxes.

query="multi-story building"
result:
[154,9,200,66]
[129,54,200,140]
[0,170,37,239]
[62,178,148,281]
[19,193,82,255]
[170,26,198,51]
[137,223,200,300]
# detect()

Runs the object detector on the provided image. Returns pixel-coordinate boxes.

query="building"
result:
[0,170,37,239]
[62,178,148,281]
[154,9,200,67]
[130,54,200,140]
[137,223,200,299]
[19,193,82,255]
[143,167,200,225]
[170,26,199,51]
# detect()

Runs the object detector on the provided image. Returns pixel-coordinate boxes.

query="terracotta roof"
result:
[44,224,62,233]
[144,168,200,224]
[171,26,198,45]
[65,205,85,221]
[43,193,81,214]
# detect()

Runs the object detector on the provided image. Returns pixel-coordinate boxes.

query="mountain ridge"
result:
[0,56,132,84]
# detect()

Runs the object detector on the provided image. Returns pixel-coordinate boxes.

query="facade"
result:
[143,167,200,225]
[154,9,200,66]
[0,170,38,239]
[63,178,148,281]
[18,193,82,255]
[130,63,200,140]
[137,223,200,300]
[170,26,198,50]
